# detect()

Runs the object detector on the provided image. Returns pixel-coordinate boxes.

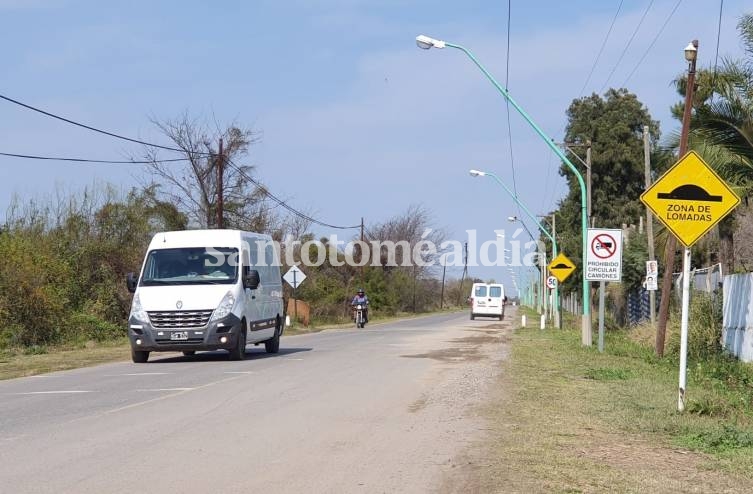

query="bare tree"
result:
[140,113,273,231]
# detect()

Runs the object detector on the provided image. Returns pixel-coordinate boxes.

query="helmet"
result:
[357,288,365,294]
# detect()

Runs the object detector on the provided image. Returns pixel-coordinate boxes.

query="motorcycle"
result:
[353,304,367,329]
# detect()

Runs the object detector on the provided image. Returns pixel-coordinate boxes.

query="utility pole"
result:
[440,260,447,309]
[643,125,656,325]
[217,138,224,229]
[360,217,365,287]
[457,242,468,306]
[585,141,592,226]
[656,40,698,358]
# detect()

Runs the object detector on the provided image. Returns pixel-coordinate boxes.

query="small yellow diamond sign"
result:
[548,253,576,283]
[641,151,740,247]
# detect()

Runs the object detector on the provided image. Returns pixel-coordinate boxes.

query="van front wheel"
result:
[229,325,247,361]
[265,319,281,354]
[132,349,149,363]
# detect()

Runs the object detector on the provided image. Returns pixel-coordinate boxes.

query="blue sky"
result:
[0,0,749,292]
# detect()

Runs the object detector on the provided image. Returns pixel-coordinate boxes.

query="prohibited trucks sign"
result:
[586,228,623,282]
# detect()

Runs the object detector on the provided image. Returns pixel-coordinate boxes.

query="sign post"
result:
[283,266,307,328]
[641,150,740,411]
[586,228,623,353]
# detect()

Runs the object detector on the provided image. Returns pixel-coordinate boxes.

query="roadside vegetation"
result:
[477,305,753,492]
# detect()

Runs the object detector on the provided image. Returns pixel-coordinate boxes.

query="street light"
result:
[421,35,587,339]
[470,168,560,327]
[684,41,698,61]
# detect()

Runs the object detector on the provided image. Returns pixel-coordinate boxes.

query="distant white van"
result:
[125,230,284,363]
[470,283,506,321]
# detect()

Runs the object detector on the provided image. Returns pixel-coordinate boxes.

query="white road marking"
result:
[286,358,304,361]
[224,371,255,374]
[105,373,172,377]
[136,388,194,392]
[13,391,93,395]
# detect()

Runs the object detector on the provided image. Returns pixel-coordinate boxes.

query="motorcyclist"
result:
[351,288,369,323]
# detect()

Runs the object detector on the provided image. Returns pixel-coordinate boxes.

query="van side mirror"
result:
[244,269,260,290]
[126,272,138,293]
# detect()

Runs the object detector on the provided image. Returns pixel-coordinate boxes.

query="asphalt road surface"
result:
[0,310,513,494]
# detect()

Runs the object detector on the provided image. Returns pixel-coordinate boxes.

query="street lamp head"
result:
[684,40,698,62]
[416,34,446,50]
[507,216,518,222]
[469,169,486,177]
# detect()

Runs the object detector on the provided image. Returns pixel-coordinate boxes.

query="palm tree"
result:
[670,14,753,274]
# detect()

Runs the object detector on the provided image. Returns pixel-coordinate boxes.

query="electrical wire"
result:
[0,151,189,164]
[0,93,212,156]
[503,0,524,229]
[711,0,725,104]
[621,0,684,87]
[600,0,655,92]
[226,158,361,230]
[580,0,624,95]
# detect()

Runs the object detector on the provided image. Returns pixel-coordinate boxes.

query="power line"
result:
[600,0,655,92]
[504,0,522,225]
[711,0,724,103]
[0,151,189,164]
[580,0,624,95]
[0,93,211,156]
[621,0,684,87]
[227,158,361,230]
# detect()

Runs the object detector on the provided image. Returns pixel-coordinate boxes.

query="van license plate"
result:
[170,332,189,341]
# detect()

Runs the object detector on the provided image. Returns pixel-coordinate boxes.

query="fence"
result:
[672,263,723,295]
[722,273,753,362]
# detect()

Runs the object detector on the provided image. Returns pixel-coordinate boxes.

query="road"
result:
[0,310,513,494]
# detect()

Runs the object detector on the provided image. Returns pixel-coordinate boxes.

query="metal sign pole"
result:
[598,286,604,351]
[293,270,298,328]
[678,247,692,411]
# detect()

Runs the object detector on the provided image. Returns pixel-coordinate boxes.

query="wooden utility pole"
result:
[440,261,447,309]
[457,242,468,305]
[644,125,656,325]
[217,138,224,229]
[656,40,699,357]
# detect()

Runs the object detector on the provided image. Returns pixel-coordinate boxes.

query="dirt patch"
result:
[452,335,503,345]
[402,346,484,363]
[408,395,429,413]
[481,323,507,330]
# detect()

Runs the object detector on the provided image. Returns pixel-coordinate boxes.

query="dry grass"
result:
[0,339,131,380]
[456,310,753,493]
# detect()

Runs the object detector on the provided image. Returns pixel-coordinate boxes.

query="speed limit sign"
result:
[546,276,558,289]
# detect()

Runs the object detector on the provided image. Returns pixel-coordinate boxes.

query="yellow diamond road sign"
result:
[641,151,740,247]
[548,253,576,283]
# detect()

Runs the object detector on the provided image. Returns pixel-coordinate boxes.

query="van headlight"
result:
[211,291,236,321]
[130,294,149,323]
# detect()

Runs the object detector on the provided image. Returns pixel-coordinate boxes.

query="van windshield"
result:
[140,247,239,286]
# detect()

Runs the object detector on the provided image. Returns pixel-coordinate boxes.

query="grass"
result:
[0,338,131,380]
[475,307,753,493]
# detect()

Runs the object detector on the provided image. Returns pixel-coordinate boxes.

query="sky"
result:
[0,0,749,294]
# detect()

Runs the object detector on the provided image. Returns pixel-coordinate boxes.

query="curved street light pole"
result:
[419,35,589,340]
[474,169,559,327]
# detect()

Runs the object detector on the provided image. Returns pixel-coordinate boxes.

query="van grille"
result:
[147,310,213,329]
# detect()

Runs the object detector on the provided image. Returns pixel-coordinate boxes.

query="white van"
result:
[125,230,284,363]
[470,283,506,320]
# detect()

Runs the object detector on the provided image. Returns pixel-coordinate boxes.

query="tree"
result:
[141,114,274,231]
[555,89,661,292]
